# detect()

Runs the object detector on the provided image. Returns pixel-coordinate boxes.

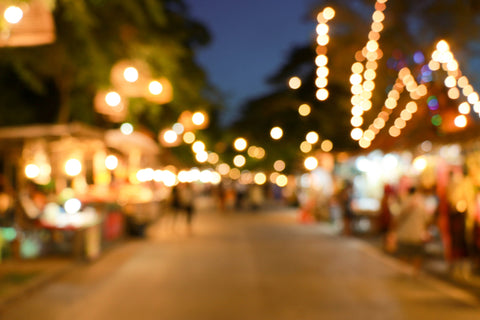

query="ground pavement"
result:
[1,200,480,319]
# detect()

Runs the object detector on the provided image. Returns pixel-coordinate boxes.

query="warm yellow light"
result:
[316,67,329,78]
[163,129,178,144]
[254,172,267,185]
[269,172,280,184]
[389,126,401,137]
[436,40,450,52]
[288,76,302,89]
[192,112,206,125]
[315,55,328,66]
[183,131,196,144]
[351,62,364,74]
[217,163,230,175]
[25,164,40,179]
[463,85,474,96]
[413,156,428,172]
[270,127,283,140]
[274,160,286,172]
[321,140,333,152]
[149,81,163,95]
[316,88,329,101]
[316,35,330,46]
[233,137,248,151]
[304,156,318,171]
[366,40,379,52]
[351,128,363,140]
[233,155,246,167]
[316,23,329,35]
[298,104,311,116]
[229,168,241,180]
[406,101,418,113]
[255,147,266,159]
[162,170,177,187]
[351,116,363,127]
[458,76,469,88]
[428,60,440,71]
[448,87,460,100]
[105,155,118,170]
[444,76,456,88]
[350,74,362,85]
[124,67,139,83]
[306,131,319,144]
[454,115,467,128]
[359,138,371,149]
[400,110,412,121]
[4,6,23,24]
[322,7,335,20]
[196,151,208,163]
[192,141,206,153]
[208,152,219,164]
[300,141,312,153]
[275,174,288,188]
[372,10,385,22]
[315,77,328,88]
[120,123,134,135]
[65,159,82,177]
[468,92,479,104]
[105,91,121,107]
[458,102,470,114]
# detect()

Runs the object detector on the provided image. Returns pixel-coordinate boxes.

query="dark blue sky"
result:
[184,0,318,124]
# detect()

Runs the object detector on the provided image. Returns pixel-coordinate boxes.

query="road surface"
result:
[1,203,479,319]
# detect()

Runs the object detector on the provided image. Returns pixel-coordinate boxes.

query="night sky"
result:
[184,0,318,125]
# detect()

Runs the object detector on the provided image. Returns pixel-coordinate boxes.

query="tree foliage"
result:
[231,0,480,172]
[0,0,215,135]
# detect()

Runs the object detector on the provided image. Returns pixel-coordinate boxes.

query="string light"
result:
[349,0,480,147]
[315,7,335,101]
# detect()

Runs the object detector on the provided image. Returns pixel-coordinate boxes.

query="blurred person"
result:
[216,181,227,212]
[446,168,474,279]
[393,186,429,276]
[248,184,264,211]
[339,180,354,235]
[379,184,397,252]
[178,183,196,235]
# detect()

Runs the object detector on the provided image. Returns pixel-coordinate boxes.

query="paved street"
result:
[1,202,480,319]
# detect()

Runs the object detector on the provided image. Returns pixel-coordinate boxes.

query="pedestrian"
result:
[379,184,396,252]
[178,183,195,235]
[339,180,354,236]
[393,186,429,276]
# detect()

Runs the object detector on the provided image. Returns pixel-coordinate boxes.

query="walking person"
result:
[178,182,196,235]
[393,186,429,276]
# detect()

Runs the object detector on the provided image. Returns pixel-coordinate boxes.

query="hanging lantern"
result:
[94,90,127,122]
[0,0,56,47]
[144,77,173,104]
[110,60,152,97]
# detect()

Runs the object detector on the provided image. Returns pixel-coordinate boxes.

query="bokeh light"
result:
[273,160,286,172]
[120,123,133,135]
[233,138,248,151]
[304,156,318,171]
[4,6,23,24]
[270,127,283,140]
[298,104,311,116]
[105,155,118,170]
[105,91,121,107]
[288,76,302,89]
[25,164,40,179]
[233,155,246,167]
[65,159,82,177]
[123,67,139,83]
[148,81,163,95]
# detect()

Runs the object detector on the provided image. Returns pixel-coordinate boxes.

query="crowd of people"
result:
[334,167,480,279]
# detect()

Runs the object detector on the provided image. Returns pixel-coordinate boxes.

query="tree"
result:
[0,0,216,136]
[230,0,480,172]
